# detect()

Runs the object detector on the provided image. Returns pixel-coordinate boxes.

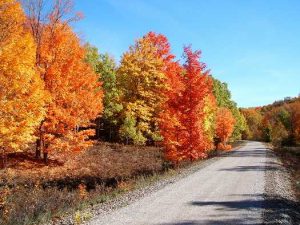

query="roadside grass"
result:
[273,146,300,201]
[0,141,245,225]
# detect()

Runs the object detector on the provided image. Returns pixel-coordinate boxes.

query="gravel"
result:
[263,148,300,225]
[81,149,235,224]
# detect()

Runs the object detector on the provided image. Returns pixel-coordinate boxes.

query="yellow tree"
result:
[118,35,166,145]
[0,0,46,167]
[203,92,217,150]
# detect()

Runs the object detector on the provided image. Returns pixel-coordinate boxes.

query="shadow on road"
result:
[159,194,300,225]
[160,219,260,225]
[218,165,279,172]
[190,199,263,210]
[221,148,272,159]
[218,147,282,173]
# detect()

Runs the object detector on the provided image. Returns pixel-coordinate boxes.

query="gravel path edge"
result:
[263,146,300,225]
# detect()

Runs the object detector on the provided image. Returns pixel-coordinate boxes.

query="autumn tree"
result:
[203,92,217,150]
[290,101,300,143]
[0,0,46,167]
[262,106,293,145]
[261,113,272,142]
[241,108,263,140]
[39,24,103,161]
[22,0,82,65]
[174,46,212,161]
[270,122,289,147]
[117,34,166,145]
[22,0,103,162]
[215,107,235,150]
[143,32,185,161]
[147,32,218,162]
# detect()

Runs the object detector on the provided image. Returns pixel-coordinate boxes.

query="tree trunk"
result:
[43,152,48,164]
[43,139,49,164]
[109,125,112,141]
[1,148,6,169]
[35,139,41,159]
[36,123,44,159]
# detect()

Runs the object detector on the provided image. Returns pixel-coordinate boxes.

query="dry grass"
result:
[0,142,164,225]
[0,142,164,188]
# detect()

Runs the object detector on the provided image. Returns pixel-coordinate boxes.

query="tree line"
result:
[241,97,300,147]
[0,0,247,167]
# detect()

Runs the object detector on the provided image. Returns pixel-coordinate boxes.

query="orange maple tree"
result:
[147,34,217,163]
[160,46,213,163]
[37,23,103,161]
[22,0,103,161]
[215,107,235,150]
[177,46,213,161]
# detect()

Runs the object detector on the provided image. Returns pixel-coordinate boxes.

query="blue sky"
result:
[74,0,300,107]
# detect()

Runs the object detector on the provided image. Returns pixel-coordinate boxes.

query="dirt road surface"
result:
[88,142,298,225]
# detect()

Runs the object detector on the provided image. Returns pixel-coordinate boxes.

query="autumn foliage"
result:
[215,108,235,150]
[21,0,103,161]
[175,47,213,160]
[0,1,242,167]
[38,24,103,156]
[242,97,300,146]
[117,33,166,145]
[2,1,299,225]
[160,46,215,163]
[0,0,46,166]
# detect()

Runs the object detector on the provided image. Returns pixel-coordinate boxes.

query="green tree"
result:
[212,77,247,140]
[85,44,122,140]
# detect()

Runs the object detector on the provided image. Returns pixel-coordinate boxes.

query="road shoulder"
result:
[263,145,300,225]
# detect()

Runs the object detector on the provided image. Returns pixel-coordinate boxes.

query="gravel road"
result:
[87,141,299,225]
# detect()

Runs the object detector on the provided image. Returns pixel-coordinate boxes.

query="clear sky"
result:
[74,0,300,108]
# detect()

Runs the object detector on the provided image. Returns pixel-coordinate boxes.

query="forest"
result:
[0,0,299,224]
